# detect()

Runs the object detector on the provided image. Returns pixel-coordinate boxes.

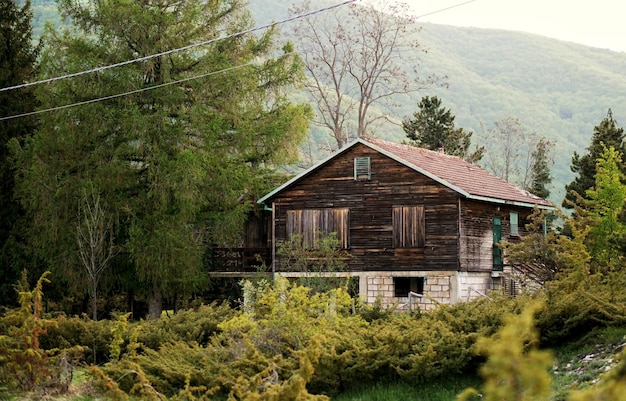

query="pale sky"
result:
[401,0,626,53]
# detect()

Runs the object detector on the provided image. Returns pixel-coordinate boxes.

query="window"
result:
[354,157,371,181]
[287,208,349,248]
[394,277,425,297]
[510,212,519,235]
[393,205,425,248]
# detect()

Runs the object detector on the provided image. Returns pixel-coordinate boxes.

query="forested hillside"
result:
[251,1,626,204]
[27,0,626,203]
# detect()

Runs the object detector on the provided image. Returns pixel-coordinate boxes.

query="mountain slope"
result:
[253,0,626,202]
[28,0,626,204]
[414,23,626,201]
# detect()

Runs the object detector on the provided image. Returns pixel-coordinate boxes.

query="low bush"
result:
[0,271,84,394]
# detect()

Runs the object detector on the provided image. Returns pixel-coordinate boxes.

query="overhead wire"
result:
[1,0,479,121]
[0,57,281,121]
[415,0,476,19]
[0,0,357,94]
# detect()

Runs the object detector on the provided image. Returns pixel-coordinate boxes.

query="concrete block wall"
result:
[363,272,454,311]
[276,270,496,311]
[455,271,492,302]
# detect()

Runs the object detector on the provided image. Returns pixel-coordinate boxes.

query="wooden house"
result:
[257,138,553,310]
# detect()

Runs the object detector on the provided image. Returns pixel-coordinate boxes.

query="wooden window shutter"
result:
[393,206,425,248]
[354,157,371,181]
[287,208,349,248]
[287,210,303,239]
[329,208,350,249]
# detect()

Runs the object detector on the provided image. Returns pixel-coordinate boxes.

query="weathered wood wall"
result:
[270,143,462,272]
[459,200,532,272]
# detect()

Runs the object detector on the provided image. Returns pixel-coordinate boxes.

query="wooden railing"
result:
[207,247,271,272]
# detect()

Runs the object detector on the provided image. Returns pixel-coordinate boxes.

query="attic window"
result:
[354,157,371,181]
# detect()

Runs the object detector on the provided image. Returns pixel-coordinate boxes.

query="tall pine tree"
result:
[13,0,311,318]
[584,145,626,270]
[527,137,554,199]
[402,96,484,163]
[0,0,39,306]
[563,109,626,208]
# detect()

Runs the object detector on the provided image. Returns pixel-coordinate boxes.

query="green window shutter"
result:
[493,216,503,271]
[510,212,519,235]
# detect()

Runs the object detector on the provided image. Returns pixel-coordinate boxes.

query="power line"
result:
[1,0,479,121]
[0,56,280,121]
[0,0,357,93]
[415,0,477,20]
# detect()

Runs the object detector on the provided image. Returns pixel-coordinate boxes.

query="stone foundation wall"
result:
[362,271,455,311]
[455,271,493,302]
[276,270,497,311]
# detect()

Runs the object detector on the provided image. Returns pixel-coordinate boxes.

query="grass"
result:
[549,325,626,401]
[331,375,481,401]
[332,326,626,401]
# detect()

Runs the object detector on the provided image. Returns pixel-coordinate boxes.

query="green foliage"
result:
[91,279,346,399]
[584,145,626,269]
[40,314,114,365]
[39,302,235,367]
[332,377,480,401]
[13,0,312,319]
[80,279,547,399]
[0,271,84,392]
[458,302,554,401]
[501,207,576,284]
[564,109,626,209]
[276,232,351,293]
[0,0,40,308]
[403,96,484,163]
[527,137,555,199]
[225,336,329,401]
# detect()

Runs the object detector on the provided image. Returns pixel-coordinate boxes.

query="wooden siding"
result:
[271,144,462,273]
[459,200,532,272]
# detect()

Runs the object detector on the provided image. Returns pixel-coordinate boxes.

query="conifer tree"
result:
[13,0,311,318]
[584,145,626,270]
[527,137,554,199]
[563,109,626,208]
[403,96,484,163]
[0,0,39,306]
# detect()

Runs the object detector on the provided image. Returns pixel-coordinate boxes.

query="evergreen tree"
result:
[563,109,626,208]
[0,0,40,306]
[13,0,311,318]
[527,137,554,199]
[402,96,484,162]
[584,145,626,270]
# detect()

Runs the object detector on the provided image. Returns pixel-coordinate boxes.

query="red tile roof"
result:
[365,137,552,207]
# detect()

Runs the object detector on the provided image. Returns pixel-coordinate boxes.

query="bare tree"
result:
[484,117,525,182]
[290,0,436,149]
[483,117,554,193]
[76,187,117,321]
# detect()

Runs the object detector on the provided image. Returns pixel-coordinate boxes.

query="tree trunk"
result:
[147,288,162,320]
[91,284,98,321]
